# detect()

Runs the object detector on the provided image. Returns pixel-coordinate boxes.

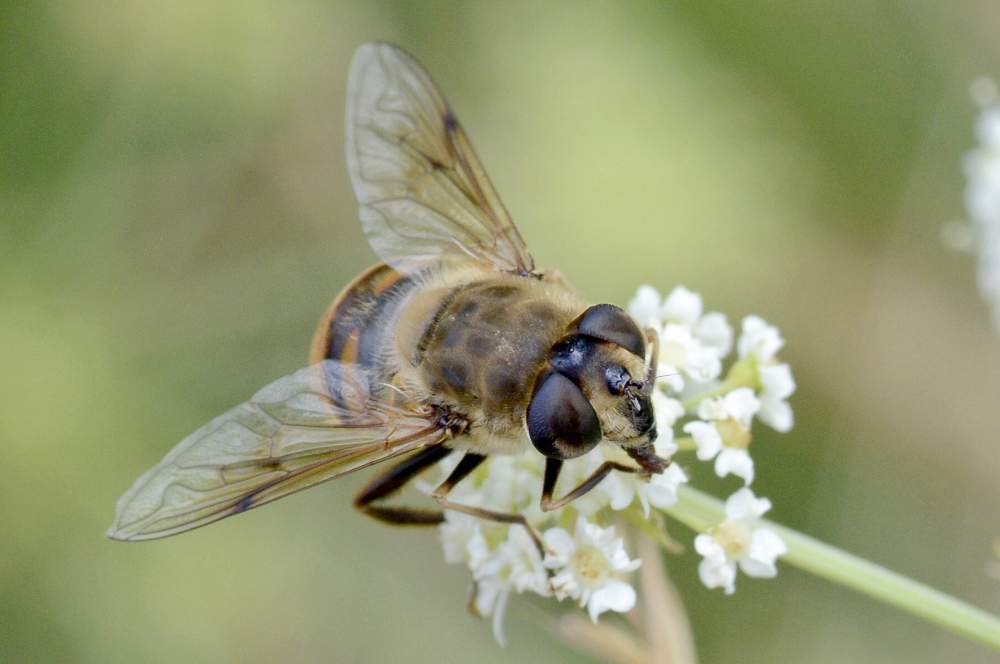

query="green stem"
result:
[663,486,1000,652]
[673,435,696,452]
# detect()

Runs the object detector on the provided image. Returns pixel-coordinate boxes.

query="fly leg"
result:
[430,453,549,561]
[540,452,668,512]
[353,444,452,525]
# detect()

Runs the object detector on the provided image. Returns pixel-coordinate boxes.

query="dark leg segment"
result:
[541,457,651,512]
[353,444,451,525]
[431,453,549,558]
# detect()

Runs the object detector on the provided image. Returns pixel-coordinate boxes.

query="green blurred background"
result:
[3,1,999,662]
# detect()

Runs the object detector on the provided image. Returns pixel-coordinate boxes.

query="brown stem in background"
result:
[636,536,698,664]
[551,615,648,664]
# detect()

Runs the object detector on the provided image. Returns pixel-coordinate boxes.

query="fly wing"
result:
[346,42,535,276]
[107,361,445,541]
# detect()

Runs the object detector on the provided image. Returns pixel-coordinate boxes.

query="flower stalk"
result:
[664,485,1000,652]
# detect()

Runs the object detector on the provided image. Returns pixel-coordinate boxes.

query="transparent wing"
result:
[107,361,444,541]
[346,42,535,275]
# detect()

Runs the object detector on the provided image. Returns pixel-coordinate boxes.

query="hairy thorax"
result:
[393,267,587,454]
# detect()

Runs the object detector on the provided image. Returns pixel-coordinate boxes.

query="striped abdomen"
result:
[309,262,416,382]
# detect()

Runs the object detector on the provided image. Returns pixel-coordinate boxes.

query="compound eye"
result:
[526,372,602,459]
[573,304,645,357]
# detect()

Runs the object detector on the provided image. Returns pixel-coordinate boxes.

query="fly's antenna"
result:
[644,325,660,387]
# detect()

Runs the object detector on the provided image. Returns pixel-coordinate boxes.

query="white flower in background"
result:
[694,488,787,595]
[661,285,703,326]
[472,526,550,645]
[696,312,735,358]
[683,388,759,485]
[737,315,784,362]
[651,390,685,448]
[659,324,722,386]
[544,517,642,622]
[628,285,733,391]
[440,511,489,568]
[628,284,666,329]
[757,362,796,432]
[737,315,796,432]
[956,77,1000,331]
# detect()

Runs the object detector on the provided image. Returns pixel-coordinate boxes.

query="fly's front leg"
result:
[540,456,665,512]
[625,442,670,474]
[430,453,549,562]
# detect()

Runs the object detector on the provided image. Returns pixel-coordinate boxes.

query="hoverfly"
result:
[108,43,669,554]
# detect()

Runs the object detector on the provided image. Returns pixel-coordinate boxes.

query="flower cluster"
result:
[954,77,1000,330]
[428,285,794,643]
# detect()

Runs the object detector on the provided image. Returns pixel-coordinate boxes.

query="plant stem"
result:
[663,485,1000,652]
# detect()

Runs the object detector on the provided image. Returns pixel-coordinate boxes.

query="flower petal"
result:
[628,285,663,328]
[601,472,635,512]
[759,363,796,401]
[696,311,733,356]
[543,528,575,564]
[644,464,688,509]
[491,588,511,646]
[747,527,787,568]
[721,387,761,426]
[737,554,777,578]
[684,421,722,461]
[694,533,723,558]
[759,397,794,433]
[652,391,685,437]
[715,448,755,485]
[684,344,722,383]
[724,487,772,521]
[698,555,737,595]
[737,315,784,361]
[662,285,703,325]
[587,579,637,622]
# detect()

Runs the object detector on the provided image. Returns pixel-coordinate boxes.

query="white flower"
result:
[737,315,784,362]
[696,387,759,426]
[694,488,787,595]
[683,388,760,485]
[661,285,703,326]
[478,455,544,521]
[637,464,688,514]
[544,517,641,622]
[478,526,550,596]
[657,323,723,389]
[629,285,734,392]
[651,391,685,453]
[440,511,489,569]
[472,526,550,645]
[758,362,796,432]
[958,79,1000,331]
[601,458,689,517]
[735,315,795,432]
[628,284,664,329]
[696,312,734,357]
